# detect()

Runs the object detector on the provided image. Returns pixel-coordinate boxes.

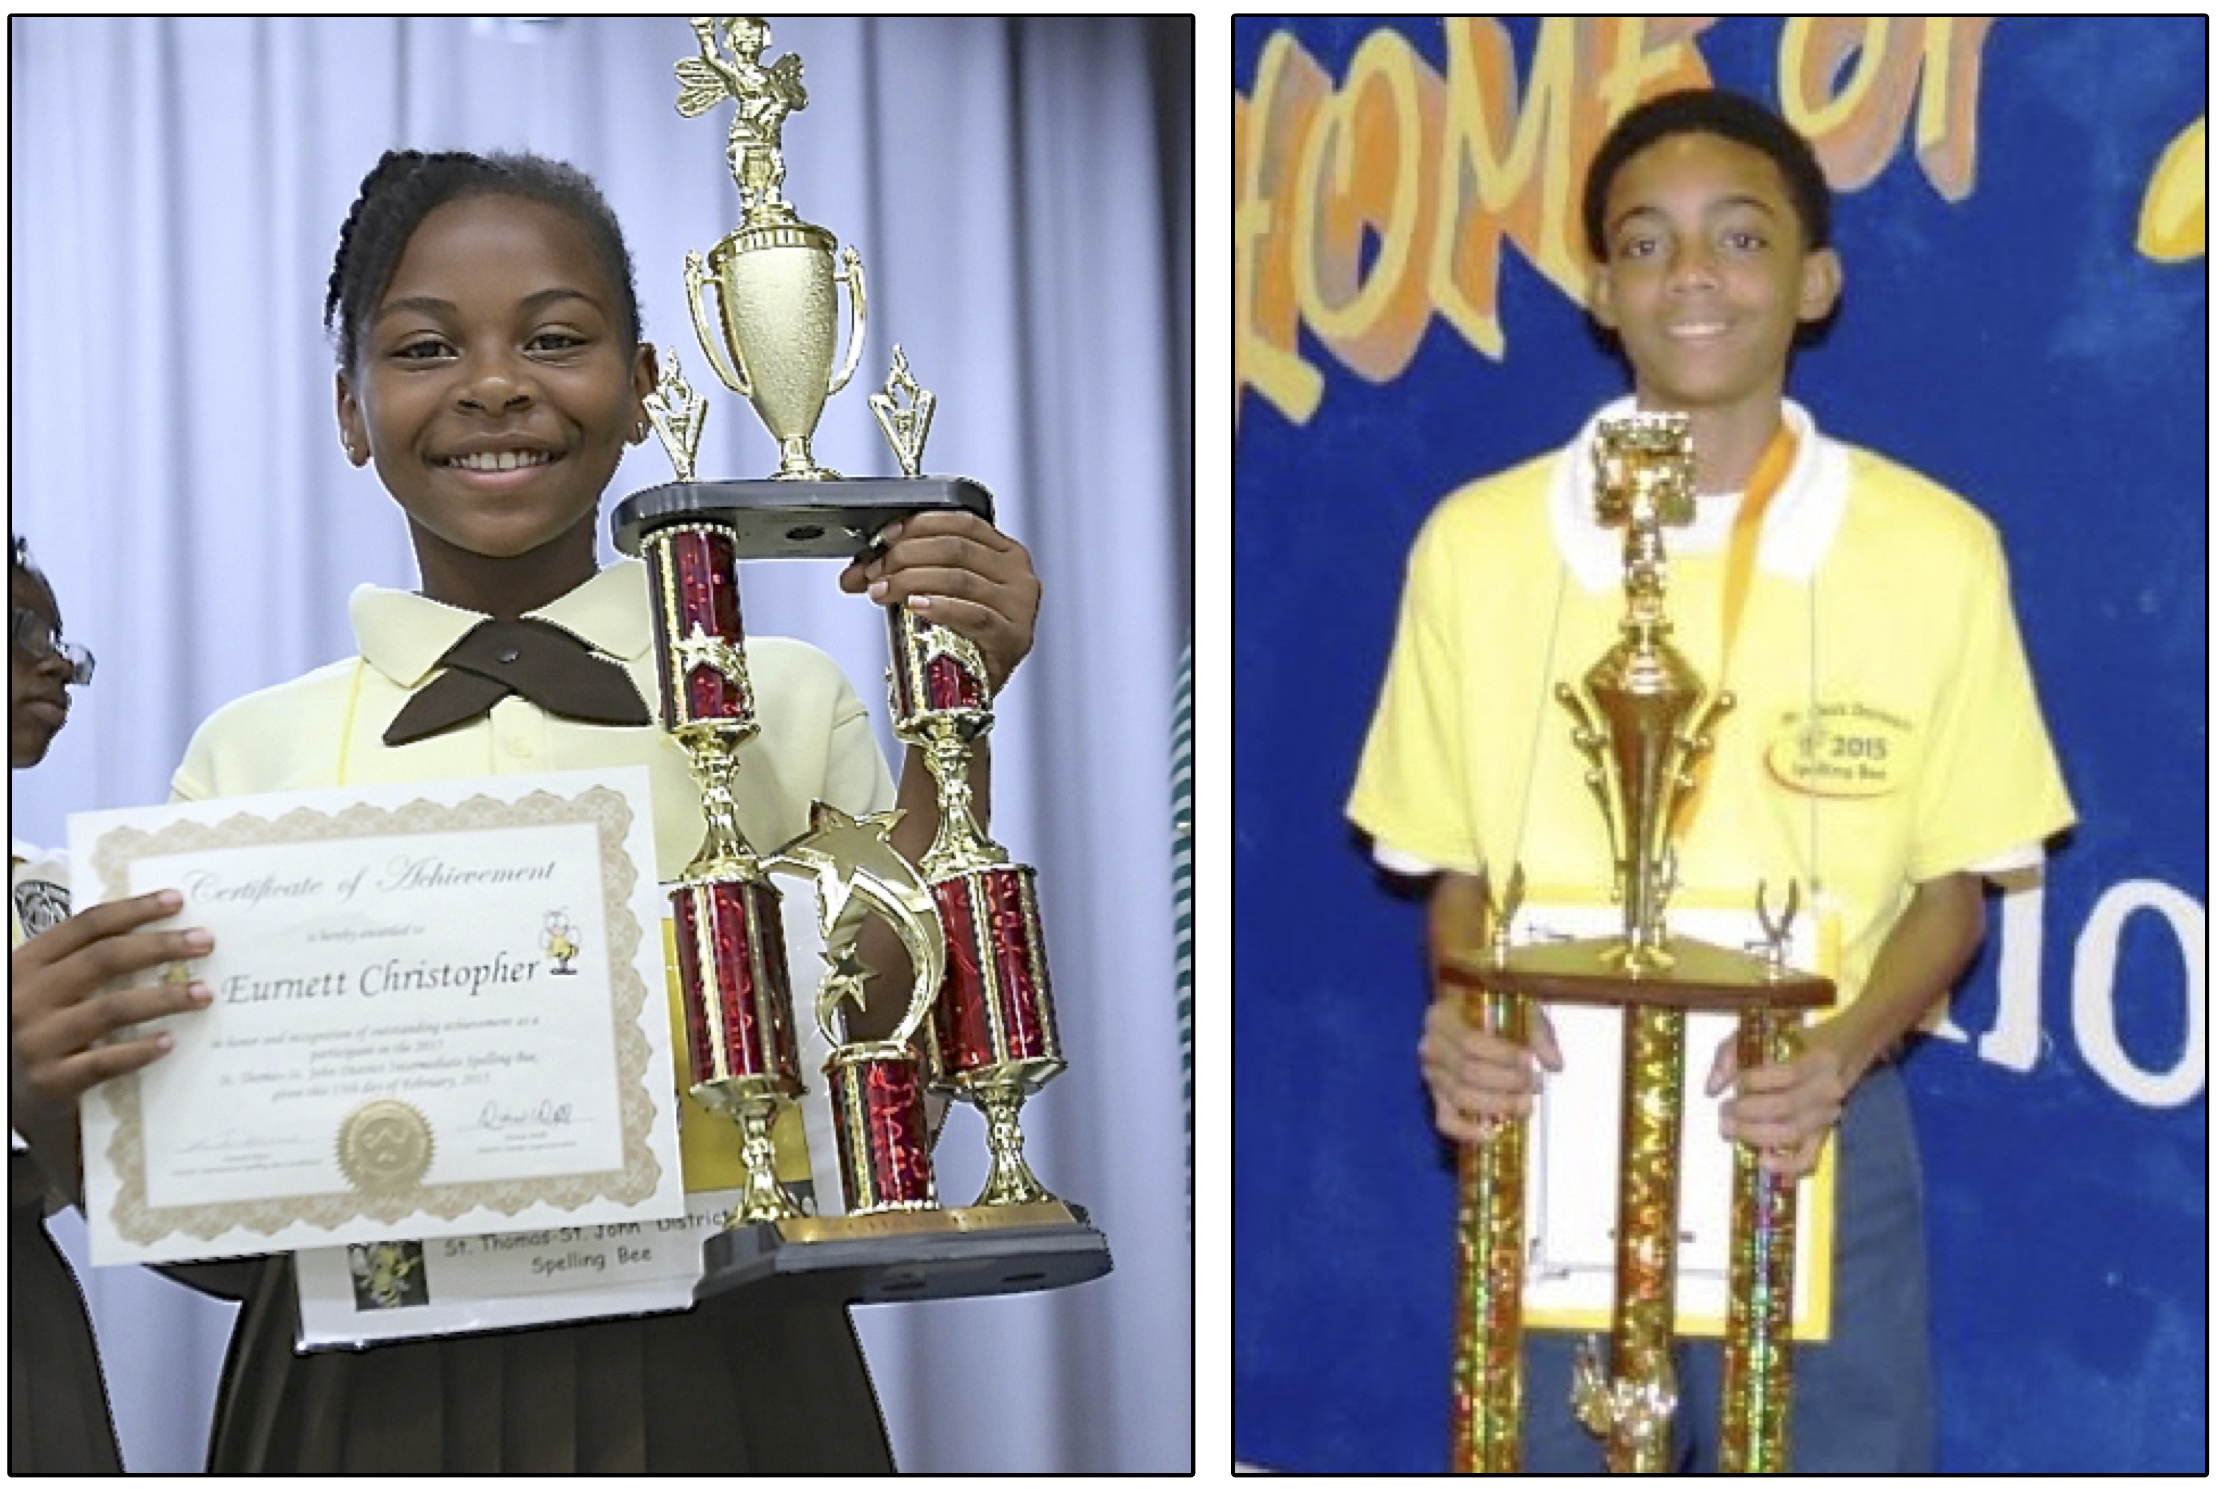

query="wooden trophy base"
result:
[697,1199,1113,1310]
[1443,934,1835,1014]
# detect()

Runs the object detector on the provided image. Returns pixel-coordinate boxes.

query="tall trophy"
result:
[1438,415,1833,1473]
[615,16,1110,1309]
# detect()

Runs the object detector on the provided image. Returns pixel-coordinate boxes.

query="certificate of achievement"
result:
[1513,894,1840,1342]
[70,769,686,1265]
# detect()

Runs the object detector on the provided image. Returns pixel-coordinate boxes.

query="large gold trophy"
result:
[1440,415,1833,1473]
[615,16,1109,1307]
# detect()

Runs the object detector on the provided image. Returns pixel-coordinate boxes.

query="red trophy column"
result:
[889,606,1069,1208]
[646,522,804,1226]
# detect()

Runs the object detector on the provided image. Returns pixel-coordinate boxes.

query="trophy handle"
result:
[685,249,752,402]
[828,245,868,397]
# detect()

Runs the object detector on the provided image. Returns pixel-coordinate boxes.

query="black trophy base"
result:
[695,1199,1112,1309]
[612,476,995,561]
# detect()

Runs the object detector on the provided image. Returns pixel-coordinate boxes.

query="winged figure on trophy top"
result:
[677,16,809,221]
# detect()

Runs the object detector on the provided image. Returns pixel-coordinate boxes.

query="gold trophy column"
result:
[1719,891,1809,1473]
[1450,871,1529,1473]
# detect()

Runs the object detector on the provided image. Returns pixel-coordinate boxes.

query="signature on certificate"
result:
[175,1128,294,1156]
[476,1099,576,1135]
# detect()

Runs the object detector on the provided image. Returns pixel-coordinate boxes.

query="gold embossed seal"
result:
[336,1099,435,1193]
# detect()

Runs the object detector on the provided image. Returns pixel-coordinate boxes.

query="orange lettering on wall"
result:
[1433,17,1569,356]
[1594,16,1719,128]
[1293,29,1442,383]
[1435,16,1714,353]
[1434,17,1710,369]
[1235,34,1331,432]
[1779,17,1992,199]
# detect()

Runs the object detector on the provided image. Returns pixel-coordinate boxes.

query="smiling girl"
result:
[170,149,1043,1474]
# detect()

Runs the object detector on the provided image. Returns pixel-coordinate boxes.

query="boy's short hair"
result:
[1582,88,1833,261]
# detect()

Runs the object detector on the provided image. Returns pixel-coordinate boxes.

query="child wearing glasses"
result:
[10,534,217,1472]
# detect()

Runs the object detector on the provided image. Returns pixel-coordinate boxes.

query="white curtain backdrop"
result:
[9,15,1191,1473]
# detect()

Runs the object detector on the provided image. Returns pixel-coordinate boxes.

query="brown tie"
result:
[383,617,650,747]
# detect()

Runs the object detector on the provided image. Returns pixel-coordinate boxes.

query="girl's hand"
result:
[1419,996,1563,1143]
[11,889,213,1115]
[842,512,1042,694]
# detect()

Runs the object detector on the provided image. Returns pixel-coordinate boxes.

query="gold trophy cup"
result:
[1440,415,1833,1473]
[677,14,866,481]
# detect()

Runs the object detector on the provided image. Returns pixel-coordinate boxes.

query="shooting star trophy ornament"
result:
[615,16,1110,1311]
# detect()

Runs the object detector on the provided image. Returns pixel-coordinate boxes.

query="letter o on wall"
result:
[2071,878,2205,1108]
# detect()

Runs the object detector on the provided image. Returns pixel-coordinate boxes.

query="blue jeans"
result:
[1515,1064,1935,1472]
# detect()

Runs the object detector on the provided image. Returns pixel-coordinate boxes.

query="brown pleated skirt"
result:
[207,1256,894,1473]
[8,1154,125,1474]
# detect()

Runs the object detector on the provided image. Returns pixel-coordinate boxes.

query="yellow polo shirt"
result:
[1349,400,2075,1001]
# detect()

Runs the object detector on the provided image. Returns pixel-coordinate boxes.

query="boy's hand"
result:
[11,890,214,1116]
[1419,996,1563,1143]
[1705,1034,1849,1178]
[841,512,1042,694]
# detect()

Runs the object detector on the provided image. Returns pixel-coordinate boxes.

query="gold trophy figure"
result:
[1440,415,1833,1473]
[610,17,1109,1309]
[684,16,805,220]
[677,15,867,480]
[1559,416,1731,973]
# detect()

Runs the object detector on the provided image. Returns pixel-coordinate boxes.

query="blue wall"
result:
[1233,16,2203,1473]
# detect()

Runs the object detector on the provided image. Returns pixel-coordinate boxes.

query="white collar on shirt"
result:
[1548,397,1849,593]
[347,560,655,691]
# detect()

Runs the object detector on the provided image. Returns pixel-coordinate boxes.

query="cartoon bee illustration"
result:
[542,910,581,975]
[348,1240,426,1311]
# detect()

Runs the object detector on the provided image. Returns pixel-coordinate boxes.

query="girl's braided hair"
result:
[324,149,643,370]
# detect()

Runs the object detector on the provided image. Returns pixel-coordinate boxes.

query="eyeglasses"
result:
[9,607,95,686]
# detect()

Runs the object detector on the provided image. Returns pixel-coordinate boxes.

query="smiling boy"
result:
[1349,89,2072,1471]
